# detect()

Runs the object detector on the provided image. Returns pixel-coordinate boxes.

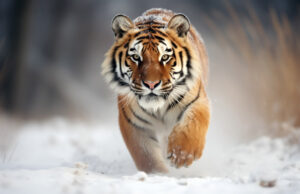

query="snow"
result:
[0,118,300,194]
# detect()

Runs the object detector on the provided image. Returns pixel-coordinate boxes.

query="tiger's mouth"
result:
[148,93,158,97]
[134,91,170,104]
[130,81,173,102]
[137,92,161,100]
[131,83,177,110]
[136,92,168,110]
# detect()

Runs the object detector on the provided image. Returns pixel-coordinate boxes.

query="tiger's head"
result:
[102,13,201,111]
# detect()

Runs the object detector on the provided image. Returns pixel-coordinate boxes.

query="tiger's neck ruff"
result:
[102,8,210,173]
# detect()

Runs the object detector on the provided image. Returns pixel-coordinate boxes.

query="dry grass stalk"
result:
[204,4,300,130]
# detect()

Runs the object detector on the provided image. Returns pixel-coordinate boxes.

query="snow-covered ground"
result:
[0,118,299,194]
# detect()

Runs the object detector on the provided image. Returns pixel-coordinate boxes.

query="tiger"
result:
[102,8,210,173]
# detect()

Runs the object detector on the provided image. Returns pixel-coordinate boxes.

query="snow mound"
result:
[0,118,299,194]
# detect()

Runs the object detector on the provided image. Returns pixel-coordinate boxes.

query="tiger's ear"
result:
[167,14,190,38]
[112,15,134,38]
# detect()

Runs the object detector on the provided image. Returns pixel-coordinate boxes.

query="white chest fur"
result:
[130,100,183,158]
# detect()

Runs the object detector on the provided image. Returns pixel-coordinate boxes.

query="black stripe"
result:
[179,51,184,78]
[156,30,167,37]
[138,104,159,120]
[162,93,169,100]
[166,93,185,112]
[149,136,158,143]
[173,71,184,77]
[173,71,182,74]
[111,46,129,87]
[124,72,130,79]
[176,78,186,86]
[171,41,178,48]
[134,31,143,37]
[117,29,125,38]
[179,51,183,68]
[154,26,165,29]
[172,49,176,56]
[177,87,201,121]
[118,81,129,86]
[129,48,136,51]
[125,61,129,67]
[129,106,152,125]
[183,47,192,79]
[134,40,143,45]
[134,28,156,37]
[124,42,129,48]
[158,40,167,45]
[148,27,156,33]
[154,35,164,41]
[137,25,146,29]
[165,48,172,52]
[169,72,175,79]
[172,61,176,67]
[121,107,149,131]
[137,36,149,40]
[141,46,146,54]
[161,86,172,91]
[118,52,124,78]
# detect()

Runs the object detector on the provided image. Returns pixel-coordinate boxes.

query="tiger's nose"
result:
[142,80,161,89]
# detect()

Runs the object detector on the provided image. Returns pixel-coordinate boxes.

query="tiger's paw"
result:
[167,130,203,168]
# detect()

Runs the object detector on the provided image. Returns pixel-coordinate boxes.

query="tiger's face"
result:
[127,38,173,97]
[103,14,195,110]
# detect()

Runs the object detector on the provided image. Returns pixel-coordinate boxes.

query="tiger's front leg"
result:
[167,97,210,168]
[118,96,168,173]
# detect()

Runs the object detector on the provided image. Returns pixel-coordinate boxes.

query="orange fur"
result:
[167,83,210,167]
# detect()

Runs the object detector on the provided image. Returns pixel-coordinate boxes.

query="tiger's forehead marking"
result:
[128,26,172,57]
[133,22,168,38]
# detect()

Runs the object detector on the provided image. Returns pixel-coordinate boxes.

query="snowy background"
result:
[1,0,300,194]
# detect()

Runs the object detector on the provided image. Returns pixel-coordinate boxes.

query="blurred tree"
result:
[0,0,28,113]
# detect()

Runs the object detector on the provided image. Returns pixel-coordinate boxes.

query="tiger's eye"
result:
[132,54,140,61]
[161,54,169,61]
